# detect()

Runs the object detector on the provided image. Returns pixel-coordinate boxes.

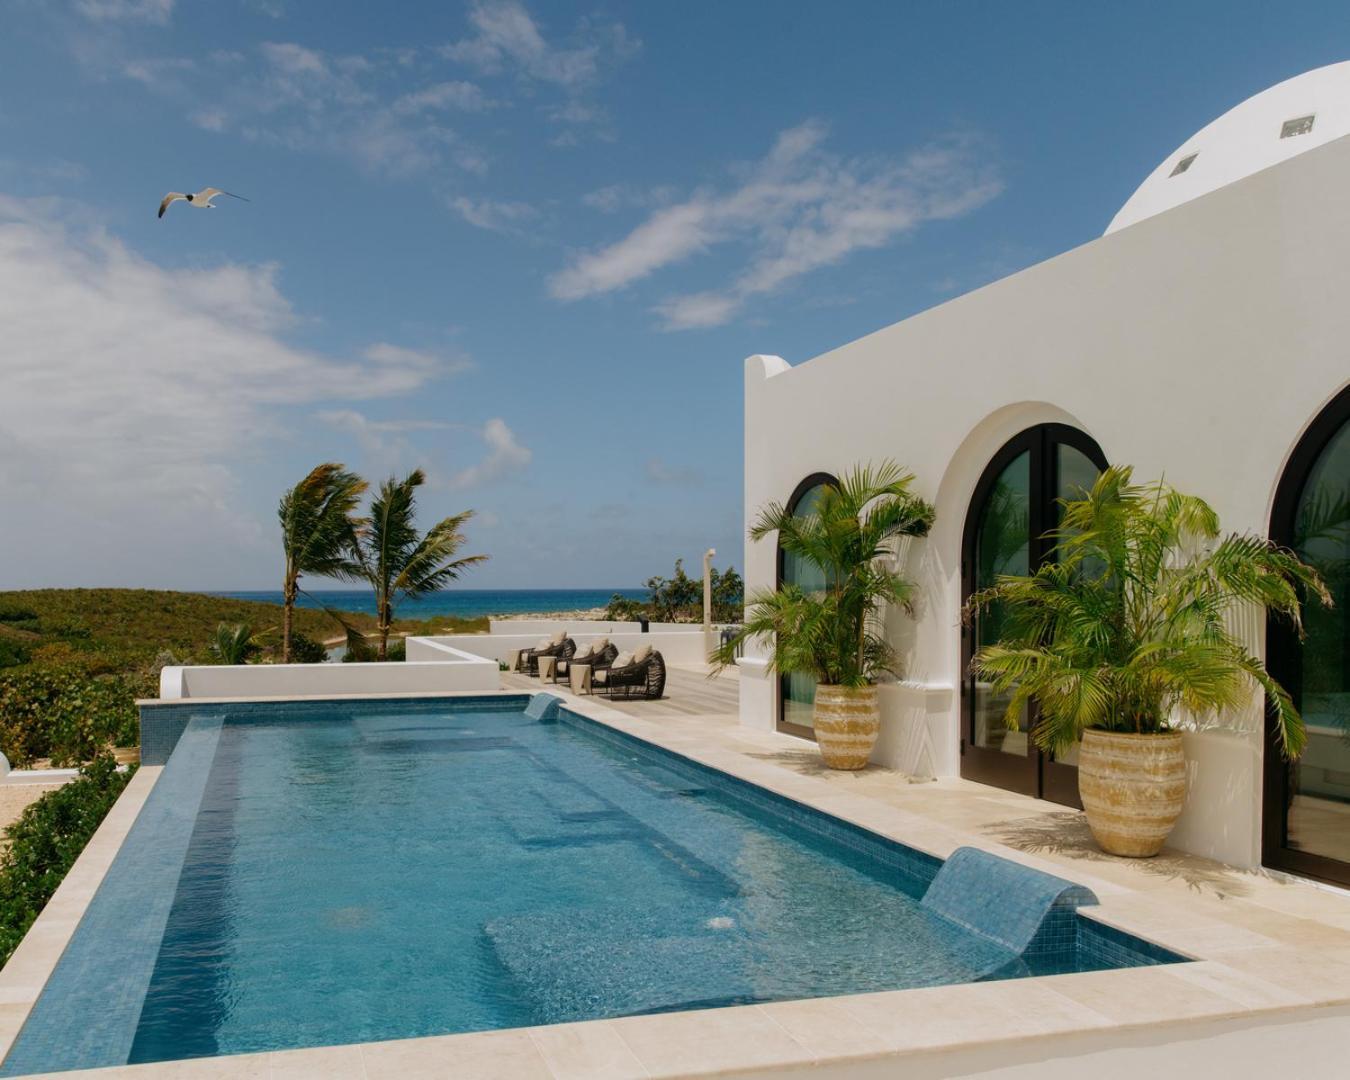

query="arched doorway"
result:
[1265,386,1350,885]
[960,424,1107,805]
[777,472,837,738]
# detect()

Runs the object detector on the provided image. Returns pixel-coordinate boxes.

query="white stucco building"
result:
[737,63,1350,884]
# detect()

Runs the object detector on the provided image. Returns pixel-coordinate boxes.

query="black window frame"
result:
[1264,384,1350,886]
[776,472,838,740]
[960,423,1107,806]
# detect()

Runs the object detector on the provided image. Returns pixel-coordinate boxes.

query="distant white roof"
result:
[1106,61,1350,235]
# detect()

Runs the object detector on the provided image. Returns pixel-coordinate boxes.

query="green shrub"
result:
[0,756,135,965]
[0,608,38,625]
[0,641,29,670]
[0,664,140,767]
[288,632,328,664]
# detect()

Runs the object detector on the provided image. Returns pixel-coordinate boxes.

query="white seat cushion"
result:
[633,644,652,664]
[550,630,567,645]
[611,651,634,669]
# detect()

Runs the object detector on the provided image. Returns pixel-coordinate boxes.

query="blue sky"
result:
[3,1,1349,590]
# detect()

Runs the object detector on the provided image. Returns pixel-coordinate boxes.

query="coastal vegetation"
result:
[0,589,486,767]
[0,756,135,964]
[605,560,744,623]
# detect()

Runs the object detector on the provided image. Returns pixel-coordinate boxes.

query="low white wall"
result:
[487,618,716,636]
[415,629,715,667]
[160,645,499,700]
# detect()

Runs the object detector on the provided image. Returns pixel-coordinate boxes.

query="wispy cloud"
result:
[448,418,532,489]
[316,409,450,471]
[75,0,173,25]
[550,121,1003,329]
[0,194,448,583]
[441,1,637,141]
[442,0,635,89]
[449,196,538,233]
[644,458,703,487]
[392,81,491,115]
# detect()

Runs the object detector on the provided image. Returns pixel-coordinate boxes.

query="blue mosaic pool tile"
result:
[1078,916,1189,968]
[1,715,226,1077]
[524,692,564,721]
[921,847,1097,955]
[556,708,942,894]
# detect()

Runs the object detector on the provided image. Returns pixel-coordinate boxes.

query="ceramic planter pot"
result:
[1078,729,1186,857]
[812,685,880,770]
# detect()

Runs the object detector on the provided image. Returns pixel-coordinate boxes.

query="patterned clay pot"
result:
[1078,729,1187,857]
[812,685,880,770]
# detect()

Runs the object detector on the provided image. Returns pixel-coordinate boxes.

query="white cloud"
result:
[316,409,449,470]
[392,81,490,115]
[549,122,1003,329]
[448,418,532,489]
[644,458,703,486]
[0,194,448,585]
[75,0,173,24]
[442,0,629,89]
[581,183,674,214]
[450,196,537,233]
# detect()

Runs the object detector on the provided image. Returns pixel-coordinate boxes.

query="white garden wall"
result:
[160,645,499,700]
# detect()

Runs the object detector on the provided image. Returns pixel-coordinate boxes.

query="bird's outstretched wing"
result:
[158,192,187,219]
[199,188,250,202]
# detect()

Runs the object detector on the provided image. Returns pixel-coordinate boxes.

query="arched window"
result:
[1265,386,1350,886]
[960,424,1106,804]
[777,473,837,738]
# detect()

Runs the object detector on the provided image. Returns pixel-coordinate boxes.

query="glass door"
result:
[1266,388,1350,885]
[961,425,1106,805]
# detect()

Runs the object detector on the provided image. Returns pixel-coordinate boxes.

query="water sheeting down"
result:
[525,693,564,721]
[921,846,1098,956]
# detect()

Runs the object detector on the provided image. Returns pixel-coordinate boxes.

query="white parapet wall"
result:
[411,629,716,667]
[159,642,499,700]
[487,618,713,637]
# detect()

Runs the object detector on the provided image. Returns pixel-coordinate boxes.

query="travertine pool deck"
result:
[5,685,1350,1078]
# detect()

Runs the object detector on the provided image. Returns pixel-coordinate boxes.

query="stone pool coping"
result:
[4,688,1350,1078]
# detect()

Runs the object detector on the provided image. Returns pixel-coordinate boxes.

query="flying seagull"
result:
[158,187,250,219]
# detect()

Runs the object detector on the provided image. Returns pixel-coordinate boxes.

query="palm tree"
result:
[712,462,935,686]
[278,464,367,662]
[209,623,261,665]
[354,469,488,660]
[966,465,1331,758]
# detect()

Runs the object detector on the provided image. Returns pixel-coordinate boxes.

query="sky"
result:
[3,1,1350,591]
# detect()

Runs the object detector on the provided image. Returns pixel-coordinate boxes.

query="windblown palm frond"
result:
[278,463,367,661]
[967,465,1330,758]
[715,462,935,687]
[209,622,261,665]
[354,469,489,660]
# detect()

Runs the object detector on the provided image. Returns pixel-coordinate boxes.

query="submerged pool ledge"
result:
[3,688,1348,1079]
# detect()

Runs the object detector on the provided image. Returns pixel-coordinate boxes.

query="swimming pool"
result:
[1,695,1183,1075]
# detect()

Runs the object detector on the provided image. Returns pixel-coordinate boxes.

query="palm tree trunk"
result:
[282,576,297,663]
[378,599,391,661]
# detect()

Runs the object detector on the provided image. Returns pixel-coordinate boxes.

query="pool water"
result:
[4,699,1180,1073]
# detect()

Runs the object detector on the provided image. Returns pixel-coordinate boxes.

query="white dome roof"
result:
[1106,61,1350,235]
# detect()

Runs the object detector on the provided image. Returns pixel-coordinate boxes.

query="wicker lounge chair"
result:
[580,642,620,692]
[553,637,606,684]
[522,631,568,676]
[600,648,666,700]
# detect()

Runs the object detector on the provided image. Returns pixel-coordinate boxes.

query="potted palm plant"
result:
[967,466,1328,857]
[714,463,935,770]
